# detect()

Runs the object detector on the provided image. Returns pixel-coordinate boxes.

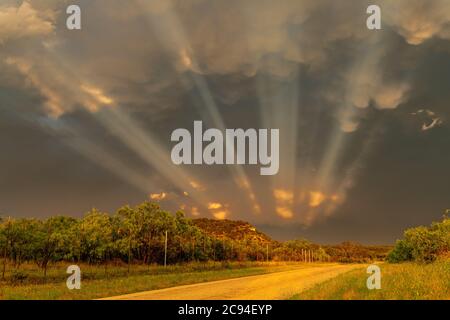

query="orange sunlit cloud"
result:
[208,202,223,210]
[81,85,114,105]
[276,206,293,219]
[179,48,193,70]
[213,210,228,220]
[309,191,326,208]
[331,194,340,202]
[274,189,294,202]
[273,189,294,219]
[80,84,114,113]
[189,180,205,191]
[149,192,167,201]
[191,206,200,217]
[206,201,230,220]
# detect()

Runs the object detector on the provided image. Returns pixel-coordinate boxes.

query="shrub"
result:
[388,217,450,263]
[387,239,413,262]
[10,270,28,284]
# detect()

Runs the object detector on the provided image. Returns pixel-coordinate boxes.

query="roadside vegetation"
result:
[0,201,389,282]
[292,215,450,300]
[291,260,449,300]
[0,261,303,300]
[0,201,396,300]
[387,215,450,263]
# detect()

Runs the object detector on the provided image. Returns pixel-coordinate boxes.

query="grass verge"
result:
[0,261,304,300]
[290,260,450,300]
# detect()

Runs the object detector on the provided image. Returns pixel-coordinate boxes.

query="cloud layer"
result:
[1,0,450,243]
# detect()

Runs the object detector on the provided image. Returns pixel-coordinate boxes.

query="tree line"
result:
[0,202,236,278]
[387,214,450,263]
[0,201,320,277]
[0,201,394,278]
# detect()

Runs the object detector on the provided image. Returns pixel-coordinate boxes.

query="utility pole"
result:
[266,244,269,262]
[231,242,234,260]
[164,230,168,267]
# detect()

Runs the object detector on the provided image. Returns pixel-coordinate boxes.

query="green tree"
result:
[78,209,113,264]
[34,216,77,277]
[388,216,450,263]
[115,205,142,271]
[0,217,13,279]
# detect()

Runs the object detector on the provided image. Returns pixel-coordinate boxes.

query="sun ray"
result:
[256,67,301,219]
[7,40,213,210]
[138,1,262,214]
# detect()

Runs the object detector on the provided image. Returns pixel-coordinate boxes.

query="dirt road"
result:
[103,263,362,300]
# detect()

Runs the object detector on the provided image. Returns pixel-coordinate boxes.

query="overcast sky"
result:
[1,0,449,244]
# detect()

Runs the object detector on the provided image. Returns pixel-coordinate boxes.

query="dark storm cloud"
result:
[0,0,449,243]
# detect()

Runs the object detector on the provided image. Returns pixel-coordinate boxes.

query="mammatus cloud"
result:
[309,191,326,208]
[1,0,449,233]
[0,1,54,44]
[4,56,115,117]
[1,0,445,119]
[273,189,294,219]
[212,210,228,220]
[384,0,450,45]
[207,202,229,220]
[208,202,223,210]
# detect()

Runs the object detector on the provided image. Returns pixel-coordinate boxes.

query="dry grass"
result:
[291,260,450,300]
[0,260,302,300]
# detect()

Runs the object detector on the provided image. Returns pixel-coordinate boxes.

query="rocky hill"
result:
[192,218,274,244]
